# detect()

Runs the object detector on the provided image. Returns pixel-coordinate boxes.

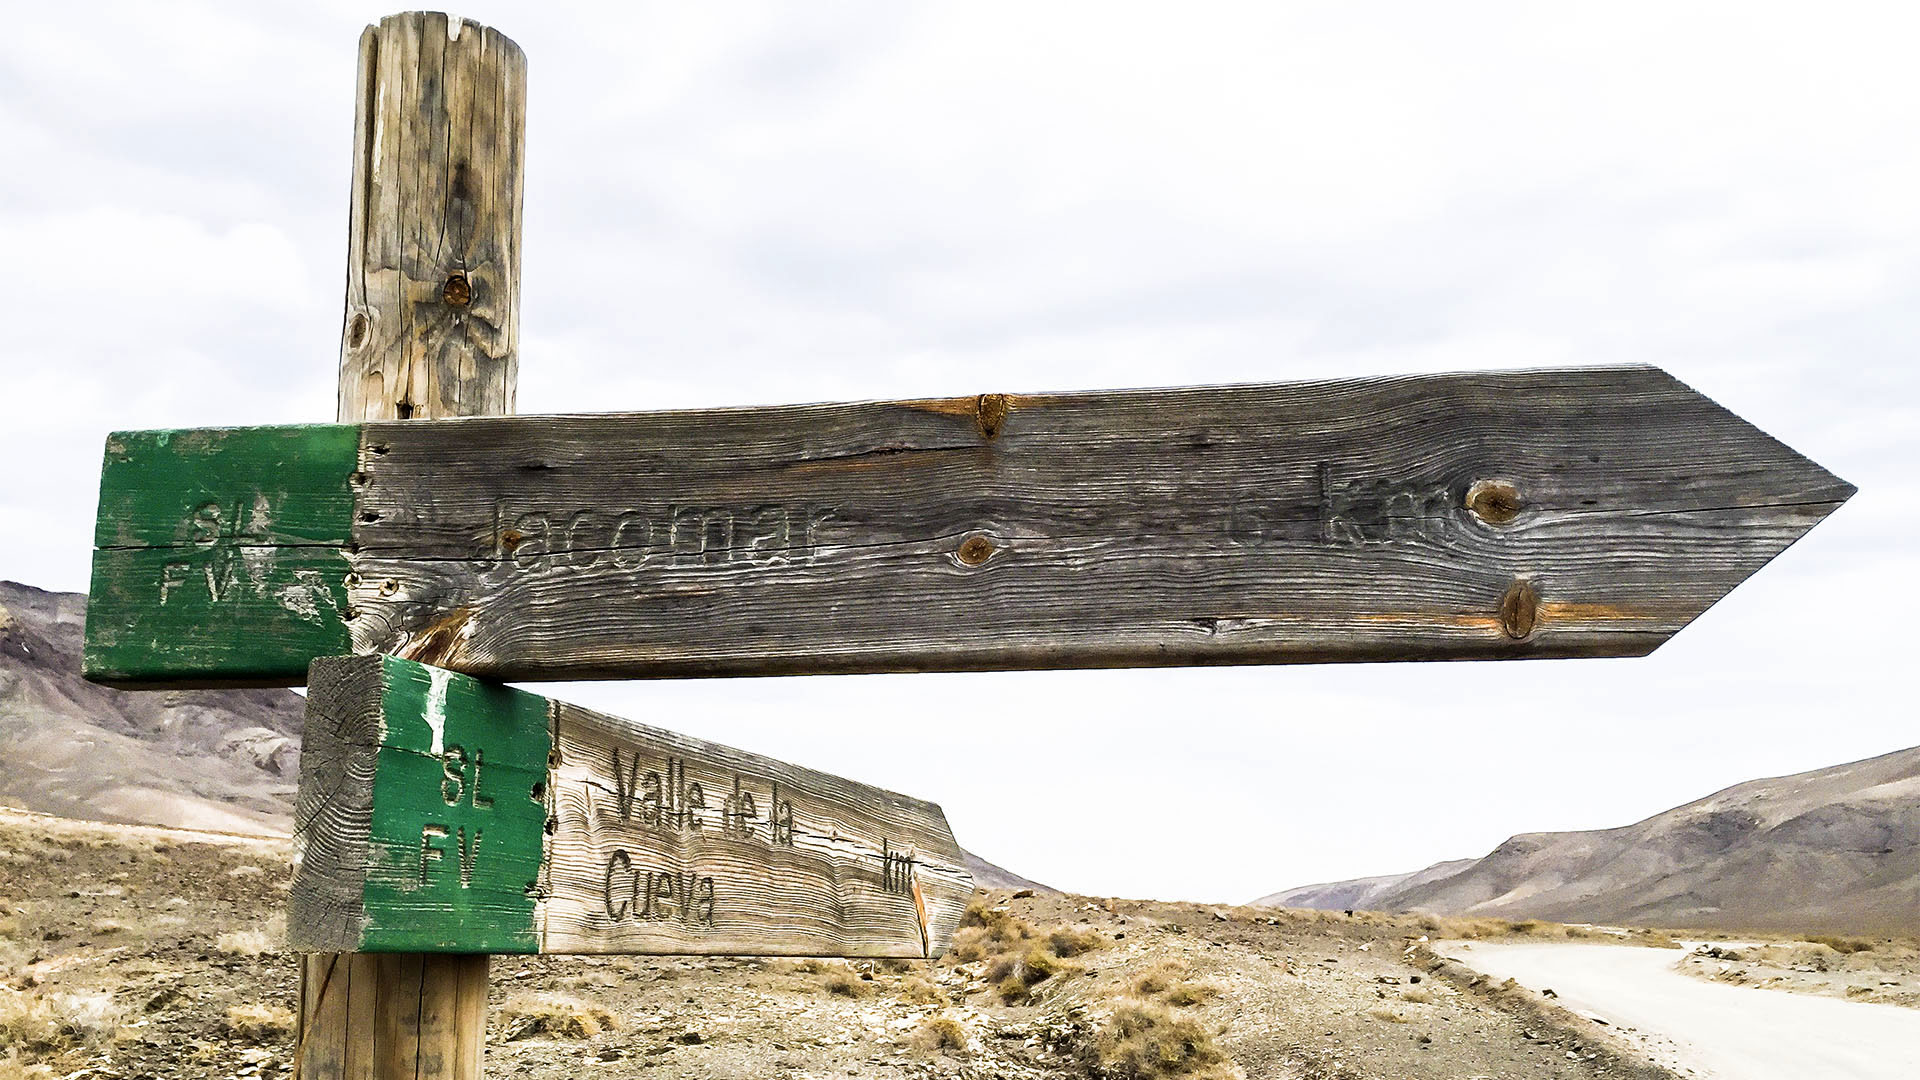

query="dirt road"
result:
[1443,941,1920,1080]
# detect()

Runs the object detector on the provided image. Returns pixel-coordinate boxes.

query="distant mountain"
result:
[1253,747,1920,936]
[0,581,1038,890]
[964,850,1055,893]
[0,580,302,833]
[1251,859,1477,912]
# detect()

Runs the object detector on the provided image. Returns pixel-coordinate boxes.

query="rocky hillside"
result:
[0,580,303,833]
[1256,747,1920,935]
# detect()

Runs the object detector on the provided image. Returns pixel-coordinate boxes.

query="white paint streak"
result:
[424,665,452,757]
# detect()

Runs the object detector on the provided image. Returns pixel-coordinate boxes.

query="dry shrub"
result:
[950,900,1038,963]
[899,976,949,1005]
[1096,1002,1236,1079]
[1367,1007,1411,1024]
[1131,961,1189,997]
[954,899,1102,1004]
[1162,981,1220,1007]
[1399,987,1434,1004]
[0,1051,54,1080]
[224,1002,294,1042]
[216,929,273,956]
[914,1014,968,1054]
[0,986,121,1052]
[823,970,873,998]
[1047,925,1105,958]
[499,993,619,1040]
[992,946,1070,1003]
[1805,935,1876,955]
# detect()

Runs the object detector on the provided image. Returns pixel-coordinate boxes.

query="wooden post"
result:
[297,12,525,1079]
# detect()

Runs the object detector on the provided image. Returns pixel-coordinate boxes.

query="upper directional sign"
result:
[84,365,1852,688]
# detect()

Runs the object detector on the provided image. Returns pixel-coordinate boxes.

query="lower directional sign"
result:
[85,366,1852,687]
[289,655,973,957]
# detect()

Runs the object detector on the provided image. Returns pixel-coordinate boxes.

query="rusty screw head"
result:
[443,272,472,307]
[1466,479,1523,525]
[501,529,524,551]
[956,535,995,566]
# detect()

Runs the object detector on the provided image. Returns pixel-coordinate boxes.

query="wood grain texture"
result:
[83,365,1851,687]
[290,655,547,953]
[337,12,524,422]
[303,13,524,1079]
[347,366,1852,676]
[291,655,972,958]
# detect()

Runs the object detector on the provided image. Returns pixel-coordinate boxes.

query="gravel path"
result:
[1443,941,1920,1080]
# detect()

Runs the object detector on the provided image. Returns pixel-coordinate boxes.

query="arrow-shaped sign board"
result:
[85,366,1851,688]
[290,654,972,956]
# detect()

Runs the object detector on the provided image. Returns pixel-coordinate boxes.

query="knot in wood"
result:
[442,272,473,307]
[1466,479,1523,524]
[975,394,1010,440]
[1500,578,1539,640]
[956,535,995,567]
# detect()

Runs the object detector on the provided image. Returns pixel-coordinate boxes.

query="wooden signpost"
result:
[291,654,970,958]
[84,366,1851,689]
[76,11,1854,1080]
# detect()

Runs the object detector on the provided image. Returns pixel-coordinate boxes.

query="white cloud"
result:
[1,1,1913,902]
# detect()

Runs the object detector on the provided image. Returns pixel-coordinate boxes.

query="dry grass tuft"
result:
[914,1014,968,1054]
[1367,1007,1412,1024]
[499,993,619,1040]
[0,986,122,1053]
[1046,925,1105,958]
[0,1051,54,1080]
[1805,934,1877,955]
[224,1002,294,1042]
[1128,960,1217,1007]
[1162,980,1221,1007]
[950,900,1038,963]
[899,975,949,1005]
[953,898,1105,1004]
[1096,1002,1238,1079]
[822,970,874,998]
[215,929,273,956]
[1399,987,1434,1004]
[1131,961,1189,997]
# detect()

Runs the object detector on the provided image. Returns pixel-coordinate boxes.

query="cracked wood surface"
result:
[85,365,1852,688]
[290,655,971,957]
[296,13,524,1080]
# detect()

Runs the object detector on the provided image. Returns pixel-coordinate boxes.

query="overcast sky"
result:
[3,2,1914,903]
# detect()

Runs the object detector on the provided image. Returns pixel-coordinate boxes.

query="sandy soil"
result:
[1442,941,1920,1080]
[2,809,1677,1079]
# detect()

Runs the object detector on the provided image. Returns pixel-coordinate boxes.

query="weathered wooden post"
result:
[297,13,525,1079]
